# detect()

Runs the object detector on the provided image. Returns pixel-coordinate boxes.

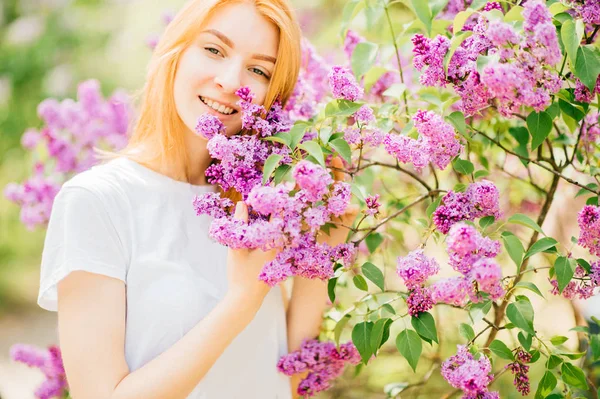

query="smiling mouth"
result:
[199,96,238,115]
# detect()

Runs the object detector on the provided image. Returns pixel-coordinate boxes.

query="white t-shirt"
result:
[37,157,292,398]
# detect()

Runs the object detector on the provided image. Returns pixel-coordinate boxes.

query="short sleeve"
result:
[38,186,129,311]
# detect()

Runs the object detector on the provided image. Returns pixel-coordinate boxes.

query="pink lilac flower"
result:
[365,194,380,216]
[21,128,41,149]
[328,66,364,101]
[396,248,440,289]
[469,258,505,301]
[412,34,450,87]
[195,114,225,139]
[236,86,291,137]
[354,105,375,124]
[293,160,333,202]
[407,286,435,316]
[581,111,600,151]
[277,339,361,397]
[384,110,462,172]
[10,344,68,399]
[192,192,234,219]
[550,262,600,300]
[327,181,351,217]
[571,0,600,25]
[578,205,600,256]
[441,345,495,396]
[506,348,531,396]
[433,181,501,234]
[483,2,502,12]
[431,277,470,307]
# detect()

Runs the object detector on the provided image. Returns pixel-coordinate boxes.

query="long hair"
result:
[97,0,301,193]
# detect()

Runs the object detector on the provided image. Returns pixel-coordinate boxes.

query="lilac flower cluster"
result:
[433,180,501,234]
[328,66,364,102]
[195,160,356,286]
[550,261,600,300]
[10,344,68,399]
[195,114,225,140]
[413,1,562,117]
[236,87,291,137]
[577,205,600,256]
[441,345,498,398]
[384,109,463,172]
[364,194,381,216]
[431,223,504,305]
[506,348,531,396]
[284,38,330,121]
[570,0,600,25]
[4,79,131,229]
[575,77,600,103]
[396,249,440,316]
[277,339,361,397]
[580,111,600,151]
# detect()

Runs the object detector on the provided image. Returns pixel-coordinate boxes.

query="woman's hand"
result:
[225,201,276,309]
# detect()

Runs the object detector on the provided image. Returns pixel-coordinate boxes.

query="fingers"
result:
[330,156,346,183]
[233,201,249,223]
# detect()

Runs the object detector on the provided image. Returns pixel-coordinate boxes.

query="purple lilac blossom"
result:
[328,66,364,101]
[195,114,225,139]
[10,344,68,399]
[441,345,496,397]
[396,248,440,289]
[578,205,600,256]
[506,348,531,396]
[277,339,361,397]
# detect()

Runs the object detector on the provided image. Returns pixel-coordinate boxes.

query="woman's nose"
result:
[214,61,242,93]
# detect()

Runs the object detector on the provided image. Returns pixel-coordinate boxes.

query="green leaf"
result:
[459,323,475,341]
[444,31,473,74]
[575,45,600,91]
[515,281,545,298]
[411,312,438,344]
[525,237,558,259]
[561,20,579,67]
[535,371,557,399]
[319,126,333,143]
[411,0,432,35]
[328,277,337,303]
[262,154,283,185]
[559,99,584,122]
[518,332,532,351]
[330,138,352,165]
[474,169,489,179]
[504,5,524,22]
[384,382,409,397]
[507,213,545,235]
[591,334,600,360]
[288,123,308,149]
[575,183,598,198]
[426,196,442,219]
[352,321,374,364]
[453,10,474,34]
[363,66,388,93]
[362,262,385,291]
[325,99,363,117]
[273,164,291,185]
[370,318,389,356]
[561,362,589,390]
[507,299,535,335]
[489,339,515,360]
[502,231,524,269]
[335,314,351,345]
[453,158,474,175]
[298,141,325,167]
[430,0,450,18]
[469,300,492,324]
[396,329,422,372]
[365,232,384,253]
[546,354,563,369]
[555,256,576,293]
[527,111,553,151]
[382,83,407,101]
[353,275,369,291]
[340,0,365,34]
[351,42,379,79]
[550,336,568,346]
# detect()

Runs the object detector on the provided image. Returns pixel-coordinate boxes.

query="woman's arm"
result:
[58,270,262,399]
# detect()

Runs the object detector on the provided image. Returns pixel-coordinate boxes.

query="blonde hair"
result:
[98,0,301,192]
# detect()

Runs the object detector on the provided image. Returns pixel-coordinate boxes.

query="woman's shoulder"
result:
[60,157,137,208]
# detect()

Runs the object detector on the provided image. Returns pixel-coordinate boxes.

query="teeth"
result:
[200,96,234,115]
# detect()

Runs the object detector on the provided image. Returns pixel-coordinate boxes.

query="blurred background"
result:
[1,0,600,398]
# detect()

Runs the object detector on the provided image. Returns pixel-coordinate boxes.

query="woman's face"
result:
[174,2,279,137]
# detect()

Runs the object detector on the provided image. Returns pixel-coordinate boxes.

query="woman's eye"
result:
[250,68,269,79]
[205,47,221,56]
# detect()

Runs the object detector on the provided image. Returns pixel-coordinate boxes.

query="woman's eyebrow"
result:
[202,29,276,64]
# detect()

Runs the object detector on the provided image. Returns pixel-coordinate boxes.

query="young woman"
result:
[36,0,355,397]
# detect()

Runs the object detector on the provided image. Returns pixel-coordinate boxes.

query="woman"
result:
[37,0,354,397]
